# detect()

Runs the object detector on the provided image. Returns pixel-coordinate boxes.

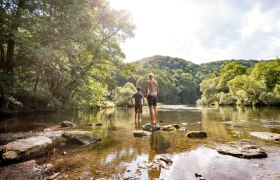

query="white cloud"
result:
[109,0,280,64]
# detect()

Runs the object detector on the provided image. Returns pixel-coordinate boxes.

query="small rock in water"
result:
[47,172,60,180]
[159,157,173,164]
[62,151,67,155]
[44,128,52,132]
[95,123,102,126]
[161,125,176,131]
[61,121,75,128]
[217,144,267,159]
[187,131,207,138]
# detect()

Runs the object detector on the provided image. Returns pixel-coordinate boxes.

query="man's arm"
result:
[131,95,134,105]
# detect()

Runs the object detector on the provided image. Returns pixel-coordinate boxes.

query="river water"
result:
[1,105,280,180]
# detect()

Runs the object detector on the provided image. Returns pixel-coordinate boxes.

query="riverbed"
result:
[1,105,280,179]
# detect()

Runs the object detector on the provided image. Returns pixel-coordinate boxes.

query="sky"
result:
[109,0,280,64]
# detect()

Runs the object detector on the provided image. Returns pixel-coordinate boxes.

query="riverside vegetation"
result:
[1,1,280,115]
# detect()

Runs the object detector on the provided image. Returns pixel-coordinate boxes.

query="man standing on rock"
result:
[131,87,144,123]
[146,73,159,126]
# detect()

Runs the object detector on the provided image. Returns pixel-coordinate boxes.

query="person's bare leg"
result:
[149,107,153,124]
[138,113,141,121]
[151,107,156,124]
[154,106,157,124]
[150,106,155,124]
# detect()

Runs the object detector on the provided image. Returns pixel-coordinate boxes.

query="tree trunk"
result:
[2,0,26,110]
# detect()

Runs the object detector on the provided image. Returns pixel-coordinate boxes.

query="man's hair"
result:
[137,87,141,91]
[148,73,154,79]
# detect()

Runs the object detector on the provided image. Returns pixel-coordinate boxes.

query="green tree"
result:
[0,0,135,111]
[113,82,136,107]
[217,62,247,92]
[172,69,199,104]
[250,59,280,91]
[228,75,265,105]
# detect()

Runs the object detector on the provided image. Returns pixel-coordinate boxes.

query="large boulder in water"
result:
[217,144,267,159]
[0,136,52,161]
[62,131,101,145]
[250,132,280,141]
[142,123,160,132]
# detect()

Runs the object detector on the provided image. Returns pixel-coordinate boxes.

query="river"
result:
[1,105,280,179]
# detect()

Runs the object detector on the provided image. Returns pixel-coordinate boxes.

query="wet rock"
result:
[95,123,103,126]
[161,125,176,131]
[47,172,60,180]
[0,131,64,143]
[142,123,160,132]
[61,121,75,128]
[230,124,243,128]
[0,160,52,180]
[186,131,207,138]
[1,136,52,161]
[137,155,173,170]
[195,173,206,179]
[250,132,280,141]
[217,144,267,159]
[179,127,187,132]
[44,128,52,132]
[62,131,101,145]
[133,130,151,137]
[159,157,173,164]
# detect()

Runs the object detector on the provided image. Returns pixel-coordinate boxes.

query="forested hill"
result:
[134,55,199,75]
[114,55,279,106]
[135,55,259,75]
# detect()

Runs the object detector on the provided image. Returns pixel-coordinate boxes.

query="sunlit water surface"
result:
[1,105,280,180]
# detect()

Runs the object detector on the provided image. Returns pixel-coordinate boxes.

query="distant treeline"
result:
[114,55,280,106]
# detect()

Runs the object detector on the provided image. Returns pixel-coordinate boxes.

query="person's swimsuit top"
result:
[149,80,157,96]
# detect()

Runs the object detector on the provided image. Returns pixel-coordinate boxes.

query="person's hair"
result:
[137,87,141,91]
[148,73,154,79]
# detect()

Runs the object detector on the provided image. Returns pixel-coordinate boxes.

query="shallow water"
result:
[1,105,280,179]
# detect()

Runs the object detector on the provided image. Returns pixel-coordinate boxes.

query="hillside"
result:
[117,56,278,106]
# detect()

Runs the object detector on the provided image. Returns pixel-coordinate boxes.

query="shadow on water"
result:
[1,105,280,179]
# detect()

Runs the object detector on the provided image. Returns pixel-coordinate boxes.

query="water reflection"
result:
[147,132,171,179]
[1,106,280,179]
[135,119,142,130]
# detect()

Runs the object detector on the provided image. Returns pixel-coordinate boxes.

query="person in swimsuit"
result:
[145,73,159,125]
[131,87,144,122]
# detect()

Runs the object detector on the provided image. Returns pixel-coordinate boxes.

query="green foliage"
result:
[199,77,220,105]
[0,0,135,111]
[250,59,280,91]
[113,82,136,107]
[217,62,247,92]
[198,59,279,106]
[228,75,265,105]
